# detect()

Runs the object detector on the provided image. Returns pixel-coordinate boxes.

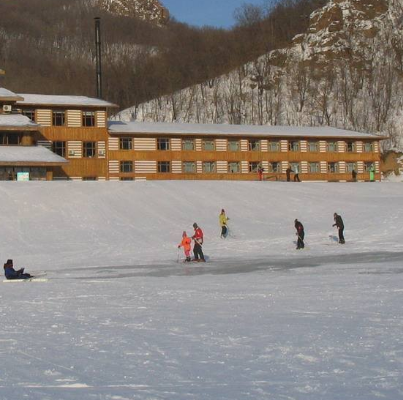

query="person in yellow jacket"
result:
[178,231,192,262]
[219,209,229,238]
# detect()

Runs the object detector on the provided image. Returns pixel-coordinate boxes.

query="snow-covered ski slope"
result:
[0,181,402,400]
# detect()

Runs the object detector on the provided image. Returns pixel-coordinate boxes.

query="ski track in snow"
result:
[0,181,402,400]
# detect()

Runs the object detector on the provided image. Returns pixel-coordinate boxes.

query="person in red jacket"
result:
[178,231,192,262]
[192,223,205,262]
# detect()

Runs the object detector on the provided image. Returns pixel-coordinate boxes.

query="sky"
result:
[161,0,267,28]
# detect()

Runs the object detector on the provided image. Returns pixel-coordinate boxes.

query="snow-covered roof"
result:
[17,94,118,108]
[0,146,68,164]
[108,121,383,139]
[0,88,24,102]
[0,114,40,130]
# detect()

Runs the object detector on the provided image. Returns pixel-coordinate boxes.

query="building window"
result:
[158,161,171,173]
[228,140,240,151]
[120,177,134,181]
[249,140,260,151]
[22,109,35,122]
[157,138,170,151]
[363,142,373,152]
[346,162,357,173]
[268,141,280,152]
[183,162,196,173]
[328,162,338,173]
[308,162,320,173]
[268,162,280,173]
[0,133,22,145]
[327,142,337,152]
[228,162,240,173]
[346,141,355,152]
[202,140,215,151]
[364,162,374,172]
[120,161,133,173]
[308,141,319,152]
[83,177,97,181]
[289,141,299,152]
[82,111,96,127]
[53,141,66,157]
[83,141,96,158]
[52,111,65,126]
[203,162,216,173]
[182,139,195,151]
[120,137,133,150]
[249,162,259,172]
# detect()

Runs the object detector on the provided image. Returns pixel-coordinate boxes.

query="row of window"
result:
[53,141,98,158]
[119,161,375,174]
[119,137,375,153]
[22,110,97,127]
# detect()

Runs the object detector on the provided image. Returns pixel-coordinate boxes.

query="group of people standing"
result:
[294,212,345,249]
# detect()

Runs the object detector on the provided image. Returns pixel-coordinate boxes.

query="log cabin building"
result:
[0,86,384,182]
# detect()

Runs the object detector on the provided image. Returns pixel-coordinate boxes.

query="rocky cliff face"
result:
[97,0,169,25]
[121,0,403,150]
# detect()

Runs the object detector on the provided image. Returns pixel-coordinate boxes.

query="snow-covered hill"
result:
[0,181,402,399]
[97,0,169,25]
[120,0,403,150]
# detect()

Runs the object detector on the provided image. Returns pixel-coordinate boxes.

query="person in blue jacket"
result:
[3,259,32,280]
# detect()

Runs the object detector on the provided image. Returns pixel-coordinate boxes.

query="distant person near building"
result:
[286,166,292,182]
[333,213,345,244]
[370,165,375,182]
[258,165,264,181]
[293,165,301,182]
[352,169,357,182]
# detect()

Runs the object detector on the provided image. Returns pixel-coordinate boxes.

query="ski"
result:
[3,278,48,283]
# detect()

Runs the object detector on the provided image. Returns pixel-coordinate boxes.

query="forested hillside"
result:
[0,0,326,109]
[122,0,403,151]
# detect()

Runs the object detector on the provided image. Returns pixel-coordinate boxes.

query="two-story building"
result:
[0,86,384,182]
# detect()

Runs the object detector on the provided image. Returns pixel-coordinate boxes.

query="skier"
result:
[192,223,206,262]
[294,219,305,249]
[219,209,229,238]
[333,213,345,244]
[3,259,32,280]
[178,231,192,262]
[257,165,264,181]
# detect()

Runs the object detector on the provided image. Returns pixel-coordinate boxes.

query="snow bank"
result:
[0,181,402,400]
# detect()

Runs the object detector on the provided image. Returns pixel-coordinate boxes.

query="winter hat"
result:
[6,259,12,265]
[221,209,225,213]
[193,223,198,228]
[182,231,187,236]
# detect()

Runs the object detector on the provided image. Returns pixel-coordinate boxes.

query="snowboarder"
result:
[219,209,229,238]
[294,219,305,249]
[333,213,345,244]
[178,231,192,262]
[286,166,292,182]
[192,223,205,262]
[3,259,32,280]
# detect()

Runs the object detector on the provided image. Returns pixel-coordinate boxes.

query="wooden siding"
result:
[300,140,307,153]
[216,139,227,151]
[133,138,156,151]
[36,109,52,126]
[108,137,119,151]
[172,160,182,173]
[280,140,288,152]
[109,160,119,174]
[67,110,81,127]
[195,139,202,151]
[319,141,327,153]
[240,140,248,152]
[171,139,181,151]
[135,161,157,173]
[68,141,82,158]
[98,141,106,158]
[261,140,268,152]
[216,161,227,173]
[96,111,106,128]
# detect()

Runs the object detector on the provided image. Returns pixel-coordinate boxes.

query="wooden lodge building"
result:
[0,86,383,182]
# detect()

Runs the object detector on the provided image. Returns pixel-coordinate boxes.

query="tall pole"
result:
[95,17,102,99]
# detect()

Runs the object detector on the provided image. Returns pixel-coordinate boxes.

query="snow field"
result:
[0,181,402,400]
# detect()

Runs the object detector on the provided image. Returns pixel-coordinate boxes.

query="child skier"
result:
[178,231,192,262]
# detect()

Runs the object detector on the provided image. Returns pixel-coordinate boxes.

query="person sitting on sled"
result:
[178,231,192,262]
[3,259,32,280]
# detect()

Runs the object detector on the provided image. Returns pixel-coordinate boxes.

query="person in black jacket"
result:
[294,219,305,249]
[333,213,345,244]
